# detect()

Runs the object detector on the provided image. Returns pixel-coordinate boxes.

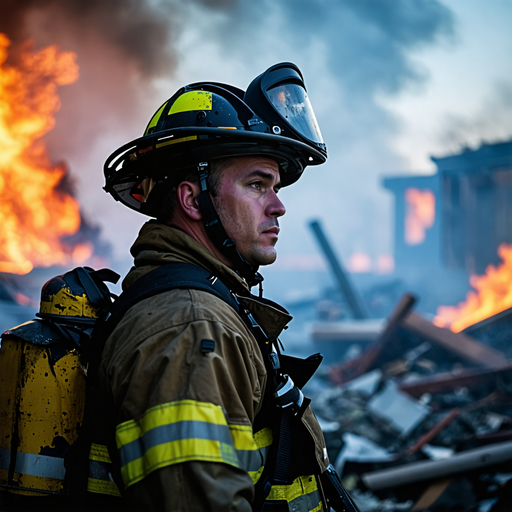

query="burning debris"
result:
[435,244,512,333]
[309,294,512,511]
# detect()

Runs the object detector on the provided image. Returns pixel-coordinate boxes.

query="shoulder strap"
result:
[104,262,239,335]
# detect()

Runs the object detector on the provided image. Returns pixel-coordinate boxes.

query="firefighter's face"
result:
[212,156,286,267]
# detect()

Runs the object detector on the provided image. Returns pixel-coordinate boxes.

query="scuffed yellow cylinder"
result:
[0,337,86,495]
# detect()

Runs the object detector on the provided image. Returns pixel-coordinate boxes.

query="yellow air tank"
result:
[0,328,86,495]
[0,266,118,497]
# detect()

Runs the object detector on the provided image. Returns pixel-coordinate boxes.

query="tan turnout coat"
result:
[99,222,329,511]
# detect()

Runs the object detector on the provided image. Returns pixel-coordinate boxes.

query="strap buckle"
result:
[274,375,304,414]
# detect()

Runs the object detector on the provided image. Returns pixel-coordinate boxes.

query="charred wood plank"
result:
[399,361,512,397]
[402,312,507,368]
[334,294,416,383]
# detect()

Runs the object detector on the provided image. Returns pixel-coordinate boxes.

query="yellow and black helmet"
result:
[103,62,327,217]
[37,267,119,326]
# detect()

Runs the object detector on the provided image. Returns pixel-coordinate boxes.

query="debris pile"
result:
[310,295,512,511]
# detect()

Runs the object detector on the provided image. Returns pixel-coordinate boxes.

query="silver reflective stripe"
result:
[119,420,233,467]
[237,443,268,474]
[287,487,322,512]
[0,448,66,480]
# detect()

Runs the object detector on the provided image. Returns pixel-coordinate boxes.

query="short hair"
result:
[155,157,237,223]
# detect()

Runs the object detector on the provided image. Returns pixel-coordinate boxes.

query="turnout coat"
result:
[98,221,329,511]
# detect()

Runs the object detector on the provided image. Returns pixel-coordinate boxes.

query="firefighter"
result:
[98,62,335,511]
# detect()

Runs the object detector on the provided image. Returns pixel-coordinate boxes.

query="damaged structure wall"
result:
[383,140,512,312]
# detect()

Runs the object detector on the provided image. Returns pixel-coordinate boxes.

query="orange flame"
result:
[348,252,372,273]
[376,254,394,274]
[0,34,81,275]
[404,188,435,245]
[434,244,512,332]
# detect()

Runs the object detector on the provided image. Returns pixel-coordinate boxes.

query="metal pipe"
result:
[361,439,512,490]
[309,220,367,319]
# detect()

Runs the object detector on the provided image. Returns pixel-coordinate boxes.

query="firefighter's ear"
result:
[176,181,202,221]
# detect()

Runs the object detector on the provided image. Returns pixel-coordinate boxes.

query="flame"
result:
[404,188,435,245]
[434,244,512,332]
[15,292,36,307]
[0,34,81,274]
[377,254,394,274]
[71,242,94,265]
[348,252,372,273]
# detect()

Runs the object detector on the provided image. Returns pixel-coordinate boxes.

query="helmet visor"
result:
[266,83,324,144]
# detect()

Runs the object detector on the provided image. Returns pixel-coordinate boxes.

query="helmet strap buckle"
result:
[197,162,209,192]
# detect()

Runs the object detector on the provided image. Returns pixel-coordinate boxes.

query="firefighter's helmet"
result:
[104,62,327,217]
[37,267,118,325]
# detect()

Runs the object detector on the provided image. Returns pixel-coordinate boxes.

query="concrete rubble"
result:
[308,295,512,511]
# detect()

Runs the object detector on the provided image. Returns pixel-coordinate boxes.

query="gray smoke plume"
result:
[0,0,455,292]
[438,80,512,153]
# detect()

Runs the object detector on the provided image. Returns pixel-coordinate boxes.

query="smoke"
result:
[0,0,455,283]
[192,0,455,263]
[438,80,512,154]
[0,0,177,73]
[0,0,184,262]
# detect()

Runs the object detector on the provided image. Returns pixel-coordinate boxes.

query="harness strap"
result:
[108,263,239,320]
[83,263,347,510]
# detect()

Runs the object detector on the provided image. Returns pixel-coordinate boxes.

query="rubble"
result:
[309,296,512,511]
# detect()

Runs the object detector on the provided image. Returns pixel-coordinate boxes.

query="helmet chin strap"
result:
[195,162,264,291]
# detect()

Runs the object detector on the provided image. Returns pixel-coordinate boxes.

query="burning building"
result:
[383,139,512,314]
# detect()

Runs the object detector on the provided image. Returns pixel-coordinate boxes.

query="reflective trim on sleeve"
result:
[87,477,122,497]
[89,442,112,463]
[248,427,272,484]
[0,447,65,480]
[87,443,121,497]
[267,475,323,511]
[115,400,265,488]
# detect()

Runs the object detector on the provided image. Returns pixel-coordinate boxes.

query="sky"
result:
[2,0,512,302]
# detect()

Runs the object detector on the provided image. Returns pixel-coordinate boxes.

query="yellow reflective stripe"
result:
[88,443,121,497]
[168,91,212,114]
[116,400,263,488]
[116,400,229,446]
[89,443,112,463]
[247,426,272,484]
[254,426,273,448]
[267,474,319,503]
[145,101,169,135]
[248,465,264,484]
[87,477,122,497]
[156,135,198,149]
[229,424,256,451]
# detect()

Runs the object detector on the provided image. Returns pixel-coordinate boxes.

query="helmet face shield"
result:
[266,83,324,144]
[104,61,328,216]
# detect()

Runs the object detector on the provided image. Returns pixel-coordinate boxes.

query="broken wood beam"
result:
[346,294,417,381]
[399,361,512,397]
[402,312,507,368]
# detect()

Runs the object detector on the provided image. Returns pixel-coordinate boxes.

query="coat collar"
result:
[124,221,293,339]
